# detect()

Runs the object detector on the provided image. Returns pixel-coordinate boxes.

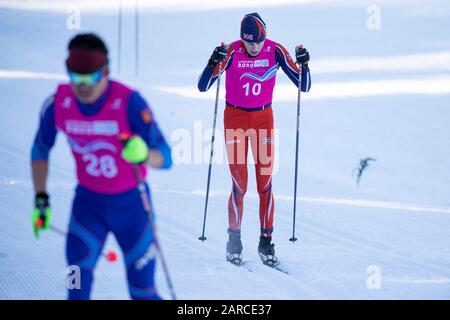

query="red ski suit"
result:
[198,39,311,237]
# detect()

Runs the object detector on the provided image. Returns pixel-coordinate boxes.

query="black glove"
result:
[208,45,228,67]
[295,46,310,66]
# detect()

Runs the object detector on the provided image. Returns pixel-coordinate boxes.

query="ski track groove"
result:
[272,204,450,278]
[156,211,324,299]
[157,190,450,291]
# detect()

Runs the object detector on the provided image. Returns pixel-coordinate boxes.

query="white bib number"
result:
[243,82,261,96]
[82,154,118,178]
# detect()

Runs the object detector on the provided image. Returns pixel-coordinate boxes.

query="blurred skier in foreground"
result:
[31,33,172,299]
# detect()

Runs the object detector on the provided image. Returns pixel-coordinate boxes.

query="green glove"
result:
[32,192,52,239]
[121,135,149,164]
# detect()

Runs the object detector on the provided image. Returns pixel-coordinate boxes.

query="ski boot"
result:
[226,229,243,266]
[258,236,278,266]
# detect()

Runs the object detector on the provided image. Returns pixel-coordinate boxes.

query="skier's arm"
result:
[197,46,233,92]
[31,95,58,193]
[275,43,311,92]
[128,92,172,169]
[31,96,56,237]
[32,161,49,194]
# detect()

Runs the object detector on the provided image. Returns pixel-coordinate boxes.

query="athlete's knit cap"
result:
[240,13,266,43]
[66,33,108,74]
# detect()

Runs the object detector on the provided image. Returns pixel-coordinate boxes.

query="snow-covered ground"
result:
[1,0,449,299]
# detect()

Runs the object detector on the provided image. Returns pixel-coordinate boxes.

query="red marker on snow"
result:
[45,225,119,263]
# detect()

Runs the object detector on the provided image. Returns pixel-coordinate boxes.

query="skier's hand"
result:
[295,45,310,66]
[120,134,149,164]
[208,44,228,67]
[32,192,52,239]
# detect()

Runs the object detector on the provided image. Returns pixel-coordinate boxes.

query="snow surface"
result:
[0,0,449,299]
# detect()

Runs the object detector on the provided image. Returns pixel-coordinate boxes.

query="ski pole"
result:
[290,44,304,243]
[118,133,177,300]
[35,218,118,262]
[117,0,122,74]
[130,163,177,300]
[198,42,226,242]
[134,0,139,76]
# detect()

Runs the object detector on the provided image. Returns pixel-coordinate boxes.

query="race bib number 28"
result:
[82,154,118,178]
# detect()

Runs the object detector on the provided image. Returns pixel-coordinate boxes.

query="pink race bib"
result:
[225,39,278,108]
[54,80,146,194]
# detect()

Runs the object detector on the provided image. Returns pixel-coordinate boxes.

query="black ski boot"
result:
[258,236,278,266]
[226,229,243,265]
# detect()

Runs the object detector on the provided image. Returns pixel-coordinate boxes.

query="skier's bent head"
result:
[66,33,109,104]
[240,12,266,57]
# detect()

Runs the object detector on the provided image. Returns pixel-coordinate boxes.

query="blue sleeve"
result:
[197,65,216,92]
[127,91,172,169]
[31,95,57,161]
[275,45,311,92]
[197,50,234,92]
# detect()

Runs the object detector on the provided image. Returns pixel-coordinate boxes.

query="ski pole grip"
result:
[221,42,230,50]
[296,44,305,68]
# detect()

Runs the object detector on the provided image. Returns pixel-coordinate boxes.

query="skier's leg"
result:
[224,107,249,232]
[108,186,160,300]
[250,108,278,265]
[227,149,248,232]
[250,107,275,238]
[66,189,108,300]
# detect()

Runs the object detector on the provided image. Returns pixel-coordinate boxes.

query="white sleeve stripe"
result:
[305,72,309,91]
[303,69,311,92]
[308,72,310,91]
[206,72,214,89]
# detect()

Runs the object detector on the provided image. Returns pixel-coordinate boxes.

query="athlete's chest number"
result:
[242,82,261,96]
[82,154,118,178]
